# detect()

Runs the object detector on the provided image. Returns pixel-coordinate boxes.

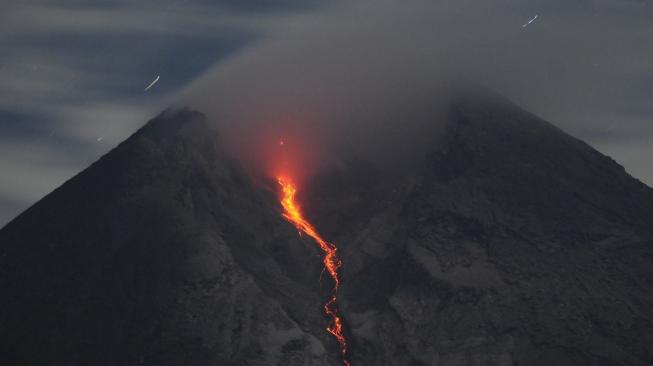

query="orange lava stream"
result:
[277,176,350,366]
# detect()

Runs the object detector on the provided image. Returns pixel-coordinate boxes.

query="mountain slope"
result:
[2,94,653,366]
[0,109,337,365]
[329,94,653,365]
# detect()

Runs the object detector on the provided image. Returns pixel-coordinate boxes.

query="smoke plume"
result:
[177,0,653,183]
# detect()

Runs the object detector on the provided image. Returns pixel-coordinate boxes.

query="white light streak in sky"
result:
[522,15,539,28]
[144,75,160,91]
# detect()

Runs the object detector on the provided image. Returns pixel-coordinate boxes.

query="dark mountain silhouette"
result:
[2,93,652,365]
[316,94,653,365]
[0,109,332,365]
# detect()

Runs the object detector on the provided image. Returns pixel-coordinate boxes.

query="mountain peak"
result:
[425,92,653,239]
[0,105,336,365]
[134,107,209,141]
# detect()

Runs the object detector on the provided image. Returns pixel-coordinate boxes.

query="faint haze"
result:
[1,0,653,225]
[179,0,653,182]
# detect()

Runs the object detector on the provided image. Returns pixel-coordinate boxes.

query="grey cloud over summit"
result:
[180,0,653,181]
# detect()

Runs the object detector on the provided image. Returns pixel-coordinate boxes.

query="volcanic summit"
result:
[1,93,653,365]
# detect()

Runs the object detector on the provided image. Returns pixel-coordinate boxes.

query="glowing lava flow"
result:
[277,176,350,366]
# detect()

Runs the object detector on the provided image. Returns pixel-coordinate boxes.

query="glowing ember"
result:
[277,176,350,366]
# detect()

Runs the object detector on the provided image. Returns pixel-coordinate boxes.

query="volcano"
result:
[1,93,653,365]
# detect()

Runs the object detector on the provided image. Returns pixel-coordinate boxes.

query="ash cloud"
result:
[178,0,653,184]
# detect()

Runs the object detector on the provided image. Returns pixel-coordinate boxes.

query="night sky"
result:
[1,0,652,226]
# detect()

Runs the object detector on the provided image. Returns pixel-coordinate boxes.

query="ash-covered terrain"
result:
[2,92,653,365]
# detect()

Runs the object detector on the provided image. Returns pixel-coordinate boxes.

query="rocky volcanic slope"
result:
[0,110,336,365]
[2,94,653,366]
[309,94,653,365]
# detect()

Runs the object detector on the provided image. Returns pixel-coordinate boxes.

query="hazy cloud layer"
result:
[1,0,652,225]
[180,0,653,184]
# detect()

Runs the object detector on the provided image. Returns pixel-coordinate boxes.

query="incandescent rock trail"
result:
[277,176,350,366]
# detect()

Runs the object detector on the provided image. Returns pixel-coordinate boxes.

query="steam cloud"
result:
[177,0,653,183]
